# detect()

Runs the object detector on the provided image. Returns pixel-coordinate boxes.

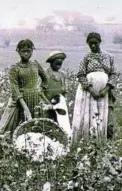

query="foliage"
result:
[0,135,122,190]
[0,69,122,190]
[113,33,122,48]
[4,39,11,48]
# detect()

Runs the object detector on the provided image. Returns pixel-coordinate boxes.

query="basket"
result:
[13,118,68,147]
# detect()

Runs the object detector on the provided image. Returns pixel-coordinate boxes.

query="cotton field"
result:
[0,69,122,190]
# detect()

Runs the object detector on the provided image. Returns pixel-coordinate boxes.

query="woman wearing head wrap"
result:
[45,51,68,102]
[0,39,49,135]
[72,32,117,142]
[44,51,71,137]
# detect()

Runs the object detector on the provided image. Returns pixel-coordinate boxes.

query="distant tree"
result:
[113,34,122,48]
[4,39,11,47]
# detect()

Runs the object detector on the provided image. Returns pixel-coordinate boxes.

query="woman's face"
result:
[51,59,63,71]
[19,48,33,61]
[88,38,100,53]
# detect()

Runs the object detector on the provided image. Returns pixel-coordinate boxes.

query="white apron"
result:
[72,72,108,141]
[52,95,71,139]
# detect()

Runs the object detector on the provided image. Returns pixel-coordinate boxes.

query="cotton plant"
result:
[0,184,12,191]
[0,129,122,190]
[0,69,10,116]
[0,68,122,190]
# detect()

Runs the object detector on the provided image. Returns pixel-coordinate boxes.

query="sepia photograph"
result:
[0,0,122,190]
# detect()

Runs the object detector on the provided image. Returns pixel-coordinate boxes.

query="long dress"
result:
[72,51,117,141]
[0,61,48,133]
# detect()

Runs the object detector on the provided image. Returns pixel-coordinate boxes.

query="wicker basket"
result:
[13,118,68,147]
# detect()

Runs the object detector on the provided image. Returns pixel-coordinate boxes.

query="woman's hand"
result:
[19,98,32,120]
[41,103,53,111]
[39,91,51,104]
[23,107,32,121]
[88,86,99,99]
[99,84,111,97]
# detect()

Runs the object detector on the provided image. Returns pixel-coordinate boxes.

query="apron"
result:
[72,71,108,142]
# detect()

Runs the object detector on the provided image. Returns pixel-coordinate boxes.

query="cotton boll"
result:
[68,100,74,107]
[103,176,111,183]
[119,157,122,163]
[0,102,5,108]
[67,180,73,189]
[77,147,81,154]
[42,182,51,191]
[26,169,32,178]
[76,162,83,170]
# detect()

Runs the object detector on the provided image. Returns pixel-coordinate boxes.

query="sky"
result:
[0,0,122,28]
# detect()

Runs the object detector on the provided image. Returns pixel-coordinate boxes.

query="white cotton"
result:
[0,102,5,108]
[42,182,51,191]
[14,95,71,161]
[67,180,73,189]
[53,95,72,139]
[68,100,74,107]
[15,132,69,162]
[87,72,108,92]
[26,169,32,178]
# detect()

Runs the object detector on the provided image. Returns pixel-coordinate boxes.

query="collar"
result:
[18,61,32,68]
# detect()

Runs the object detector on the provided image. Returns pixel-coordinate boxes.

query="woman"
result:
[45,51,68,101]
[0,39,49,134]
[72,32,117,142]
[44,51,71,137]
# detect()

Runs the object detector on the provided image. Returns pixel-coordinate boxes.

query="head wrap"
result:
[46,51,66,63]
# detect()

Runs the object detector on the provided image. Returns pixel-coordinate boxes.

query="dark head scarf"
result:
[86,32,102,44]
[16,39,35,52]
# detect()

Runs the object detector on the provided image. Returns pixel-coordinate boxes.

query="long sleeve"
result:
[36,61,48,89]
[9,65,23,102]
[106,55,118,103]
[77,56,91,90]
[107,56,117,88]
